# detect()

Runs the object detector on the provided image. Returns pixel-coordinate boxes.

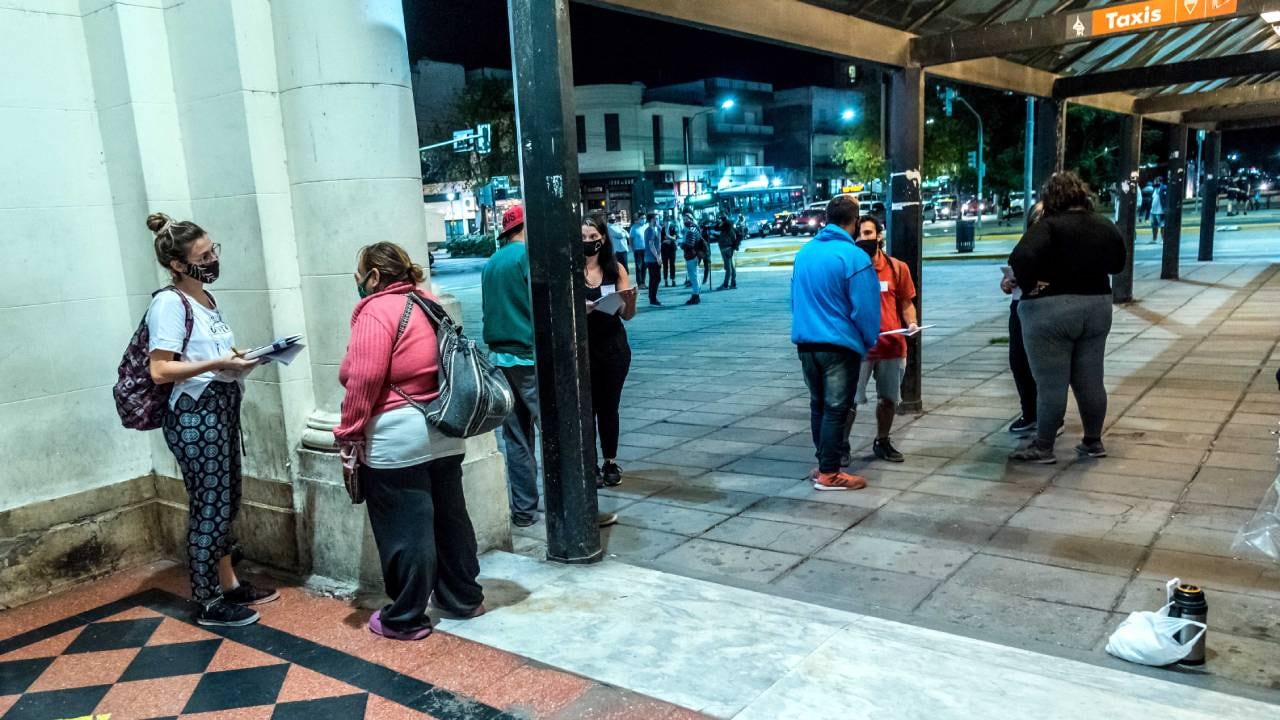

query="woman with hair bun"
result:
[144,212,275,627]
[335,242,484,641]
[1008,172,1125,464]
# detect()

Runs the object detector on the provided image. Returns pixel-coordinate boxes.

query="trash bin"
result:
[956,220,975,253]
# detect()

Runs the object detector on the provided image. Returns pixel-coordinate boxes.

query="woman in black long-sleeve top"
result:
[1007,171,1125,464]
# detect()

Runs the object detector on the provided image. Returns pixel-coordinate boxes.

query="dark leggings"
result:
[646,263,661,303]
[661,244,677,283]
[590,346,632,459]
[362,455,484,633]
[1008,300,1037,421]
[163,381,242,608]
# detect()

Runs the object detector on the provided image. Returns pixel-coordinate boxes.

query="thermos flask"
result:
[1169,583,1208,666]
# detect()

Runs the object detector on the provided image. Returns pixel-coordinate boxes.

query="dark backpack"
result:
[390,292,514,438]
[113,287,195,430]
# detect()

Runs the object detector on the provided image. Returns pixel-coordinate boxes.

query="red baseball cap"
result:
[500,204,525,238]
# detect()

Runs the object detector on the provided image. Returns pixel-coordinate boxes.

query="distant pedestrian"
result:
[337,242,484,640]
[1008,172,1125,464]
[643,212,663,305]
[1140,181,1153,222]
[480,204,618,528]
[716,212,739,290]
[662,214,679,286]
[582,213,637,488]
[1149,177,1167,244]
[1002,202,1044,434]
[608,214,629,274]
[143,212,272,627]
[845,216,916,465]
[680,212,705,305]
[790,195,880,490]
[630,213,649,288]
[700,216,714,287]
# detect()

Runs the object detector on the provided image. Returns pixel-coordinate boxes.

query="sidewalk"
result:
[497,258,1280,698]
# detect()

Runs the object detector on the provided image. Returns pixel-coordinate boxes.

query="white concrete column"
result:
[269,0,429,451]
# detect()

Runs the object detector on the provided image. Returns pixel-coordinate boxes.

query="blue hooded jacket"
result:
[790,223,882,356]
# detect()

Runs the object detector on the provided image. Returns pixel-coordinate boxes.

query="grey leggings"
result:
[1018,294,1112,448]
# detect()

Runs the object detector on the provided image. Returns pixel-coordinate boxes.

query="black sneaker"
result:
[1008,442,1056,464]
[685,295,700,305]
[512,514,537,528]
[602,461,623,487]
[1009,416,1036,433]
[196,599,260,627]
[1076,440,1107,458]
[223,580,279,606]
[872,438,904,463]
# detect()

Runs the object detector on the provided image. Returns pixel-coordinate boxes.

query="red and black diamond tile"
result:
[0,564,706,720]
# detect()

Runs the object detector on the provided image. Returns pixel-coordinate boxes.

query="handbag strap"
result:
[389,292,450,414]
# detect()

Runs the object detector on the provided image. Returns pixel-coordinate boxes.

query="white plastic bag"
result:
[1232,472,1280,564]
[1105,603,1206,667]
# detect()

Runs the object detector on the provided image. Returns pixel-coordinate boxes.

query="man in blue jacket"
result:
[791,194,881,491]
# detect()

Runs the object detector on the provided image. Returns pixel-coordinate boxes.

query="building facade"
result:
[0,0,509,608]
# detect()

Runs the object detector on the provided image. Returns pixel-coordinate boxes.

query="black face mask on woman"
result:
[583,240,604,257]
[855,240,879,258]
[185,259,220,284]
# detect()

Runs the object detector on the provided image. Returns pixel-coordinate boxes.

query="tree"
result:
[832,106,885,186]
[422,77,518,188]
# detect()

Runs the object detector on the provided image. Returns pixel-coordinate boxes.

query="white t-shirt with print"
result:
[145,289,242,408]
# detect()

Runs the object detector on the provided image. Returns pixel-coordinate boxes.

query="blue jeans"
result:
[798,346,861,473]
[685,258,700,295]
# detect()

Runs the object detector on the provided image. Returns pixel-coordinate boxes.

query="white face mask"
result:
[1105,604,1206,667]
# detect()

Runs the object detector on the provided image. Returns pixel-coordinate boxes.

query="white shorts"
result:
[855,358,906,405]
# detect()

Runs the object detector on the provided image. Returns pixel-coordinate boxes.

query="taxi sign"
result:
[1067,0,1237,40]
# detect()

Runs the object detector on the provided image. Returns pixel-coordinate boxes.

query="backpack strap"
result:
[393,296,414,345]
[155,286,196,358]
[389,292,453,412]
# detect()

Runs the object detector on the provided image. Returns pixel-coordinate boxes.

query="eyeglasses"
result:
[190,243,221,264]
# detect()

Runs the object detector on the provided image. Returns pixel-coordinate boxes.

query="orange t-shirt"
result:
[865,253,916,361]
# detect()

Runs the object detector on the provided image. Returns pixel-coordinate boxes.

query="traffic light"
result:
[942,88,956,118]
[967,151,977,169]
[476,123,492,155]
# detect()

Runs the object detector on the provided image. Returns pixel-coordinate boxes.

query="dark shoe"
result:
[683,281,691,288]
[602,461,622,487]
[649,300,662,306]
[717,284,728,290]
[598,512,618,528]
[196,599,259,627]
[1076,440,1107,458]
[1008,416,1036,433]
[685,295,700,305]
[1009,443,1056,464]
[223,580,279,606]
[368,609,431,641]
[594,465,604,488]
[872,438,905,463]
[512,514,536,528]
[729,284,737,289]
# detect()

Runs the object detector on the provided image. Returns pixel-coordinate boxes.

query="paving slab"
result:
[772,558,939,613]
[601,524,690,563]
[945,553,1129,610]
[653,538,804,585]
[816,532,974,580]
[983,527,1148,577]
[915,582,1118,652]
[615,501,732,537]
[646,484,767,515]
[700,517,843,556]
[739,496,873,531]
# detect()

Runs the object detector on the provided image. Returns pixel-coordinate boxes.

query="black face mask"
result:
[184,259,220,284]
[855,240,879,257]
[583,240,603,257]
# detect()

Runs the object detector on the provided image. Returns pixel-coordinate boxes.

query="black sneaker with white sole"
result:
[1008,416,1036,433]
[1075,440,1107,458]
[872,438,905,463]
[196,599,260,627]
[223,580,279,606]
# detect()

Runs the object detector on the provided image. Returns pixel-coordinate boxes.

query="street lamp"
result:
[683,98,735,205]
[841,109,855,122]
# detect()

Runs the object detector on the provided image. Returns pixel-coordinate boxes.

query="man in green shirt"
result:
[481,204,617,528]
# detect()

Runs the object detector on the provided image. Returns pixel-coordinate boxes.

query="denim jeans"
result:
[798,346,861,473]
[719,247,736,287]
[685,258,701,295]
[497,364,541,522]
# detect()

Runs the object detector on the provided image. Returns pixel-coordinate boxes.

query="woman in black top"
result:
[1008,171,1125,464]
[582,213,637,487]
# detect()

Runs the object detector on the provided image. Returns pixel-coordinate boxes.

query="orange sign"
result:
[1089,0,1237,36]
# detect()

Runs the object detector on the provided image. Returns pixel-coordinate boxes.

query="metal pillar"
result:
[885,67,924,413]
[1023,97,1034,228]
[1198,132,1222,262]
[507,0,601,564]
[1113,114,1141,304]
[1161,125,1189,280]
[1031,97,1065,193]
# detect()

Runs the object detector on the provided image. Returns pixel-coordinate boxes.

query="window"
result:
[576,115,586,153]
[652,115,663,163]
[604,113,620,151]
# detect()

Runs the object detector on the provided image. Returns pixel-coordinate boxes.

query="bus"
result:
[715,185,806,237]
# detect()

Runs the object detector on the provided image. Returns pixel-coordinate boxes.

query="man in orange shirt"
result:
[845,216,917,464]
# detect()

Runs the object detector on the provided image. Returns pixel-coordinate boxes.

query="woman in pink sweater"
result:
[336,242,484,641]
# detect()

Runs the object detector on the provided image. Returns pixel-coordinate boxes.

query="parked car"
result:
[792,207,825,235]
[925,195,956,222]
[960,197,989,218]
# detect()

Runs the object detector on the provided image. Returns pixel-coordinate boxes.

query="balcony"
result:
[709,122,775,139]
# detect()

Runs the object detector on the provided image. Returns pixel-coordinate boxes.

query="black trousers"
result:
[634,251,646,285]
[362,455,484,633]
[590,344,632,459]
[660,244,677,283]
[1008,300,1037,421]
[646,263,661,303]
[614,250,629,274]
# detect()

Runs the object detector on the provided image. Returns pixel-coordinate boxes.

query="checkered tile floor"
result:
[0,590,493,719]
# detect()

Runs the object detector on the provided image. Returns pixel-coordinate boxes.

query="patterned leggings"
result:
[163,381,242,607]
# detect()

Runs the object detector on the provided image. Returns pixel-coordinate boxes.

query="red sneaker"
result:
[813,471,867,491]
